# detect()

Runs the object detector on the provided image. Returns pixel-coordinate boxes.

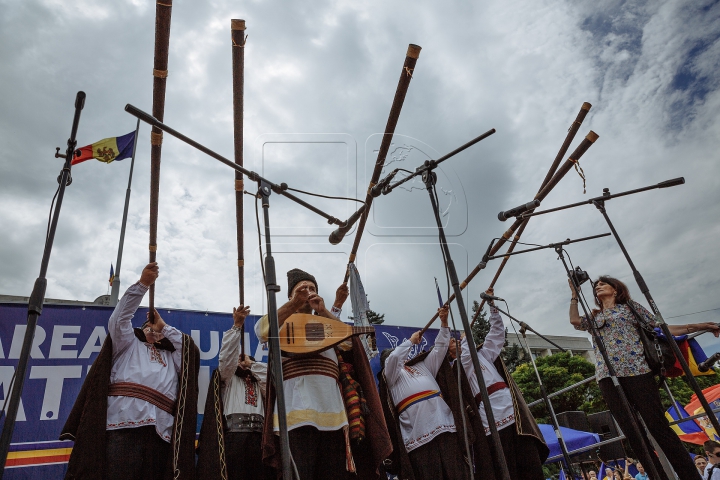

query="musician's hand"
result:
[238,356,253,369]
[146,310,166,331]
[233,305,251,328]
[438,306,449,327]
[485,287,496,305]
[139,262,159,287]
[290,282,313,308]
[308,293,326,314]
[409,330,422,345]
[334,284,349,309]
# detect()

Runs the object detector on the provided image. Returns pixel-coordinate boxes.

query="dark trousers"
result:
[496,425,545,480]
[407,432,470,480]
[287,426,351,480]
[599,373,702,480]
[106,426,170,480]
[226,431,275,480]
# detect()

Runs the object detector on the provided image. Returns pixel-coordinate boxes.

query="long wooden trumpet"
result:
[148,0,173,321]
[342,44,421,284]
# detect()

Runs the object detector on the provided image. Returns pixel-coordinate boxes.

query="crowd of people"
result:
[59,262,720,480]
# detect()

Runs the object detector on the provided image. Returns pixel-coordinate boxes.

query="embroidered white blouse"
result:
[384,326,457,452]
[460,306,515,435]
[106,282,183,442]
[254,306,349,432]
[218,325,267,417]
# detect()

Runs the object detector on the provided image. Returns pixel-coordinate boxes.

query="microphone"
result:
[371,169,398,197]
[329,205,367,245]
[498,199,541,221]
[480,292,505,302]
[698,352,720,373]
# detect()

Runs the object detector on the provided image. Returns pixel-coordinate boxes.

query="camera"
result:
[570,266,590,286]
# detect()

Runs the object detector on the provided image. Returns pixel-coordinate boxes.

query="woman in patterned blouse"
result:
[569,276,719,480]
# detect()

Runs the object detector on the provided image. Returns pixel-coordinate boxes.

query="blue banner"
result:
[0,302,440,478]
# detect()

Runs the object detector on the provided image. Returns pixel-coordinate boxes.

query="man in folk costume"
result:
[196,304,274,480]
[379,306,471,480]
[459,289,549,480]
[60,263,200,480]
[255,268,392,480]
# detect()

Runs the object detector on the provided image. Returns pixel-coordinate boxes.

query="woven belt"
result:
[283,355,339,382]
[474,382,508,405]
[108,382,176,415]
[225,413,264,433]
[395,390,441,415]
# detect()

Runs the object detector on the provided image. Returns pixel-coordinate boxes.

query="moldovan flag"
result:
[109,264,115,286]
[72,131,135,165]
[655,331,714,377]
[685,384,720,442]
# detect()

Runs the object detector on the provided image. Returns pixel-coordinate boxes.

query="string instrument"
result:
[279,313,375,355]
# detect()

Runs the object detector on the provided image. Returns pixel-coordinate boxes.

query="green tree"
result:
[511,352,606,424]
[366,309,385,325]
[470,300,529,373]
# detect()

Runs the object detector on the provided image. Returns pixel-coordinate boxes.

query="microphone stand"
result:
[490,304,578,477]
[124,104,357,480]
[522,178,720,438]
[381,128,514,480]
[0,92,86,477]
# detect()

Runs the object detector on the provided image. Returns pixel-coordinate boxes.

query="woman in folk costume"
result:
[255,268,392,480]
[60,263,200,480]
[459,289,548,480]
[196,304,274,480]
[379,306,472,480]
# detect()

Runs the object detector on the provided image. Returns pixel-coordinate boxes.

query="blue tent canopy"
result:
[539,423,601,463]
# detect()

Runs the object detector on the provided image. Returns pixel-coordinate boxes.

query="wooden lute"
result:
[279,313,375,355]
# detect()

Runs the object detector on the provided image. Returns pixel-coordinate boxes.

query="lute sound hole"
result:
[304,323,325,342]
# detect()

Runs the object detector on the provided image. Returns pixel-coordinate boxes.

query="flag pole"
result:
[110,118,140,306]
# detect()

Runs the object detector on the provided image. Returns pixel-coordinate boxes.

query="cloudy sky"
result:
[1,0,719,348]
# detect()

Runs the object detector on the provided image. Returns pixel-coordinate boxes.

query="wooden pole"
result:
[148,0,173,322]
[231,19,246,353]
[342,44,421,283]
[471,102,593,319]
[422,107,597,330]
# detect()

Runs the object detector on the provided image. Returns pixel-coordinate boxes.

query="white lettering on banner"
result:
[0,366,26,421]
[191,330,219,360]
[0,335,4,359]
[9,324,47,359]
[198,365,210,413]
[29,365,83,420]
[79,326,107,359]
[254,342,268,361]
[49,325,81,359]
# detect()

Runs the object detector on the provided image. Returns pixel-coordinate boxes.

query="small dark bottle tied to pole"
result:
[0,92,86,478]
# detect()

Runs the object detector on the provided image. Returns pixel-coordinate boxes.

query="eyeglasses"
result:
[708,451,720,458]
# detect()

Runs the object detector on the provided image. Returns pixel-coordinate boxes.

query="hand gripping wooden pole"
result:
[231,19,246,354]
[342,44,421,283]
[422,105,596,330]
[148,0,173,322]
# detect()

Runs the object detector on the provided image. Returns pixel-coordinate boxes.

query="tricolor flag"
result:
[72,131,136,165]
[665,400,708,444]
[685,384,720,442]
[109,264,115,286]
[656,330,714,377]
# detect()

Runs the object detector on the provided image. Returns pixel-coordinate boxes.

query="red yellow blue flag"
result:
[665,400,708,444]
[109,264,114,286]
[685,384,720,443]
[72,131,136,165]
